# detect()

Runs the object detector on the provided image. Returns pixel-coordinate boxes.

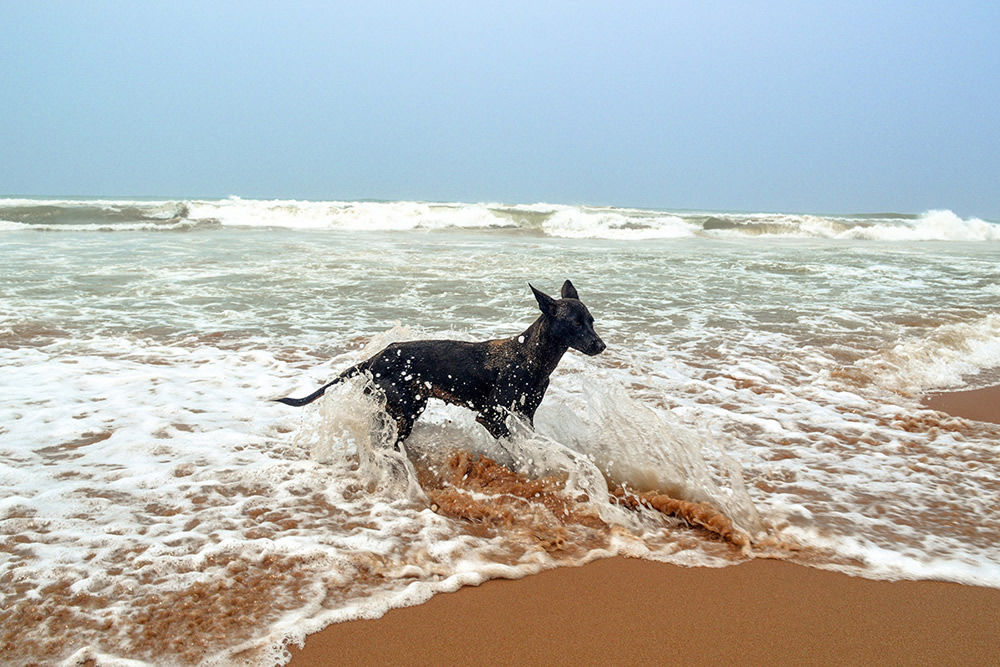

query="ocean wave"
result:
[699,210,1000,242]
[186,198,524,232]
[0,198,198,232]
[542,208,699,239]
[0,197,996,241]
[857,313,1000,395]
[837,209,1000,242]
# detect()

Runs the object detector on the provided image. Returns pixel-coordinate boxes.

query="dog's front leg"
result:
[476,376,535,440]
[475,409,511,440]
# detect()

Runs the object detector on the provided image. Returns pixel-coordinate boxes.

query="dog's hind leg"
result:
[381,390,428,449]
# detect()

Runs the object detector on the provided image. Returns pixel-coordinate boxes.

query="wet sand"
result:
[923,384,1000,425]
[288,386,1000,666]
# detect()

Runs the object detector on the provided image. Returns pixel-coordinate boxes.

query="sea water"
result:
[2,198,999,665]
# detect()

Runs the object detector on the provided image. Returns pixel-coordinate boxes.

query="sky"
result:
[1,1,998,218]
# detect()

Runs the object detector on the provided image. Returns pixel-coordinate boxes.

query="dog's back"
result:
[275,280,604,445]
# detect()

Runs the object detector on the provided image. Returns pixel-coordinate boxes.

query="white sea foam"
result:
[838,209,1000,242]
[0,197,1000,242]
[541,208,698,239]
[182,203,993,241]
[779,527,1000,587]
[184,197,517,232]
[857,314,1000,394]
[701,210,1000,242]
[534,375,763,538]
[2,197,995,241]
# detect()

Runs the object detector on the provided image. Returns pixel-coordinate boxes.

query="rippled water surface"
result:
[2,198,999,665]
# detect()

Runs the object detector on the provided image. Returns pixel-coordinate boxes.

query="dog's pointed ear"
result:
[530,283,558,316]
[561,280,579,300]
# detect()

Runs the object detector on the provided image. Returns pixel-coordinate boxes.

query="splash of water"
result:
[535,377,764,540]
[294,381,424,503]
[292,356,763,548]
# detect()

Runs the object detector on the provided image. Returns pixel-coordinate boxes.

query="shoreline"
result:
[922,384,1000,425]
[288,558,1000,666]
[288,385,1000,666]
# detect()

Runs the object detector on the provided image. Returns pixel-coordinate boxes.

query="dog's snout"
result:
[589,338,606,355]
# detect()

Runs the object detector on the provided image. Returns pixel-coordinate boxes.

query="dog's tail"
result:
[273,381,339,407]
[273,369,355,407]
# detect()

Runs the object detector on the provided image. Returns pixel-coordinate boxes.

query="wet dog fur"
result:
[275,280,606,446]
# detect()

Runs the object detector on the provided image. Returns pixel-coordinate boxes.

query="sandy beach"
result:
[923,384,1000,425]
[288,386,1000,666]
[289,557,1000,666]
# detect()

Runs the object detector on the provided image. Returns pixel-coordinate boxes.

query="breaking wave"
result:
[856,314,1000,395]
[1,197,996,242]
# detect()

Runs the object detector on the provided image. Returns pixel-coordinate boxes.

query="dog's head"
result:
[530,280,606,356]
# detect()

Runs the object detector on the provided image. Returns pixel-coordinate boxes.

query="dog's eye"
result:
[574,321,583,328]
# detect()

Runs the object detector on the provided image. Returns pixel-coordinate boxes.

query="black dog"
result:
[275,280,605,445]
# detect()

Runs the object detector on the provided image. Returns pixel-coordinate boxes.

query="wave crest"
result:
[856,314,1000,394]
[1,197,995,242]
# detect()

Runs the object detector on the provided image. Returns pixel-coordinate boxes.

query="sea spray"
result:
[297,377,427,502]
[855,313,1000,395]
[288,348,764,558]
[535,377,764,539]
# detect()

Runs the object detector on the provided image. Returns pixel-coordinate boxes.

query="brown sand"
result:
[288,386,1000,666]
[289,558,1000,666]
[923,384,1000,425]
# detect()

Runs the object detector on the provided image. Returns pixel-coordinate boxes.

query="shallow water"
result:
[2,198,999,665]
